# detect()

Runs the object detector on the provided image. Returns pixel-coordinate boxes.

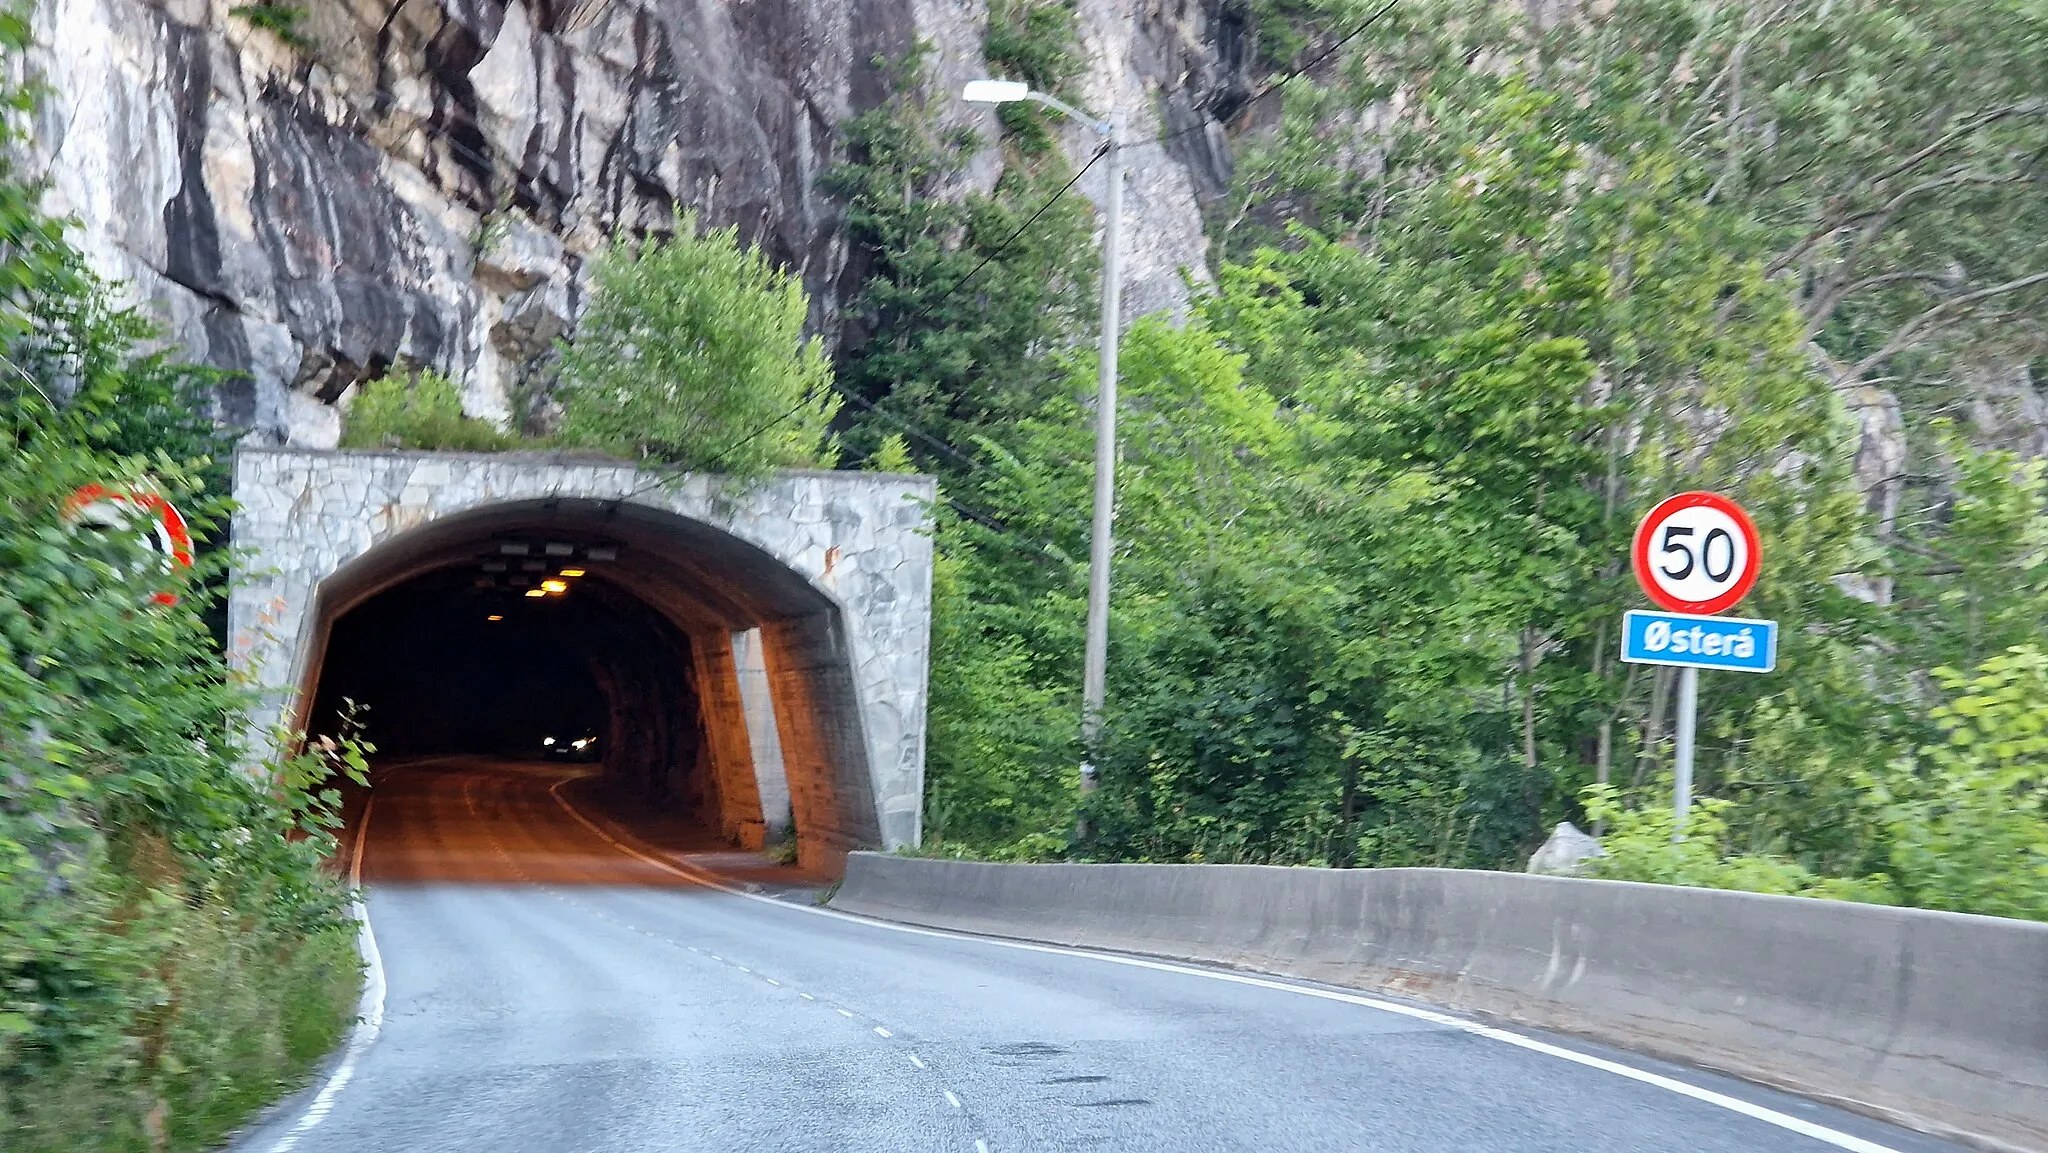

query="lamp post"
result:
[963,80,1124,822]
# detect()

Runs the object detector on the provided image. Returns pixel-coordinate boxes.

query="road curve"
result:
[230,760,1968,1153]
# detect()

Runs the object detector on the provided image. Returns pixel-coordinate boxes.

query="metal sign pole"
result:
[1673,665,1698,836]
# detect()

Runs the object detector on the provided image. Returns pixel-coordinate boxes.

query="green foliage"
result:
[1582,785,1893,902]
[889,0,2048,923]
[864,432,915,474]
[1859,647,2048,920]
[922,532,1078,855]
[228,4,311,49]
[0,414,363,1151]
[339,367,518,453]
[1892,424,2048,672]
[1587,644,2048,920]
[0,28,359,1142]
[982,0,1084,152]
[826,43,1095,466]
[553,210,839,478]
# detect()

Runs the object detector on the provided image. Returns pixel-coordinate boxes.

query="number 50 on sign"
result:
[1630,491,1761,615]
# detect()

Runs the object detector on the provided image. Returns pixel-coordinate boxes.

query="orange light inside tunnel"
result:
[540,578,569,593]
[559,568,586,577]
[524,588,547,598]
[486,614,503,621]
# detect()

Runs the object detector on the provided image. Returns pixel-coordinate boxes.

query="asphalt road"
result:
[228,759,1969,1153]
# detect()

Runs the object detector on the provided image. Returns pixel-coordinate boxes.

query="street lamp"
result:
[963,78,1124,821]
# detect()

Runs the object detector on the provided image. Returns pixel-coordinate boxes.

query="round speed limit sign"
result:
[1631,492,1760,615]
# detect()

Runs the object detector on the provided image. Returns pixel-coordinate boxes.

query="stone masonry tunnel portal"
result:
[229,450,936,868]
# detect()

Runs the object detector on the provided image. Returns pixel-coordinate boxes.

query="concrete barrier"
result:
[830,854,2048,1152]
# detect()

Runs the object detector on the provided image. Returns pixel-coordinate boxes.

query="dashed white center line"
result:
[873,1026,892,1038]
[976,1141,989,1153]
[709,954,723,962]
[799,993,816,1001]
[908,1054,926,1069]
[836,1008,855,1018]
[737,966,752,974]
[944,1091,962,1109]
[764,978,780,986]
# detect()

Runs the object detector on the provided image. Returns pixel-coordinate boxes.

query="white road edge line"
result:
[549,782,1908,1153]
[909,1054,927,1070]
[267,794,388,1153]
[944,1091,962,1109]
[976,1140,989,1153]
[875,1026,893,1038]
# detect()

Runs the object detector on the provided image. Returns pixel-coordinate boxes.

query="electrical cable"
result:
[1134,0,1400,154]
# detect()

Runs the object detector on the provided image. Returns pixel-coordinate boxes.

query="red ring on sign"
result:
[1631,491,1761,615]
[61,483,196,606]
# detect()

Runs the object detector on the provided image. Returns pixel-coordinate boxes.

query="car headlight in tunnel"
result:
[572,737,593,750]
[543,736,556,747]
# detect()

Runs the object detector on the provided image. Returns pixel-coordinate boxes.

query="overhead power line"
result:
[1139,0,1401,154]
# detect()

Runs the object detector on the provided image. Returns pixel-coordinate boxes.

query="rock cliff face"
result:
[27,0,1240,445]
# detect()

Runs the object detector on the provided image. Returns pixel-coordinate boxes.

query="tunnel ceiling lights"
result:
[524,588,547,598]
[540,579,568,593]
[471,539,623,592]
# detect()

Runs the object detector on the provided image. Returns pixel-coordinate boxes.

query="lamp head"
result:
[962,79,1030,105]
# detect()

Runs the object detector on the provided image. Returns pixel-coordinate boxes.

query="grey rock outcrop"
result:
[1526,821,1606,877]
[22,0,1241,445]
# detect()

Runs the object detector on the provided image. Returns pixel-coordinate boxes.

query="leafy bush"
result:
[228,5,311,49]
[339,367,517,452]
[0,23,361,1139]
[552,210,839,478]
[1581,786,1894,902]
[1858,648,2048,921]
[0,421,364,1150]
[1585,646,2048,919]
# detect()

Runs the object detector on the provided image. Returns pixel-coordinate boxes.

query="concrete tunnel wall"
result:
[226,447,936,864]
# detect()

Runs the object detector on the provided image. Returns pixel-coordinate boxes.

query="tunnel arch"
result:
[228,448,936,865]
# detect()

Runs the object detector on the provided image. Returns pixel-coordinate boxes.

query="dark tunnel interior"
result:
[309,561,720,825]
[292,498,881,868]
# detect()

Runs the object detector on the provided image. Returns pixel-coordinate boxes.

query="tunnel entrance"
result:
[308,562,730,823]
[229,449,935,865]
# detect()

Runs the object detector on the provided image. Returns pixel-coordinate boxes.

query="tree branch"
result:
[1849,269,2048,378]
[1867,100,2044,187]
[1802,269,1950,335]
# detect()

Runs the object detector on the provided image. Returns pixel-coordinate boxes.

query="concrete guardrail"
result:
[829,854,2048,1152]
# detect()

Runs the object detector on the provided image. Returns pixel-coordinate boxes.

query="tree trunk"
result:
[1633,665,1674,788]
[1519,628,1539,770]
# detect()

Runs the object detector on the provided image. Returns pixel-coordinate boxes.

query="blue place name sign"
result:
[1620,610,1778,674]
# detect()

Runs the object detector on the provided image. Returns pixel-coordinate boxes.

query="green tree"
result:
[825,44,1095,467]
[554,210,839,477]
